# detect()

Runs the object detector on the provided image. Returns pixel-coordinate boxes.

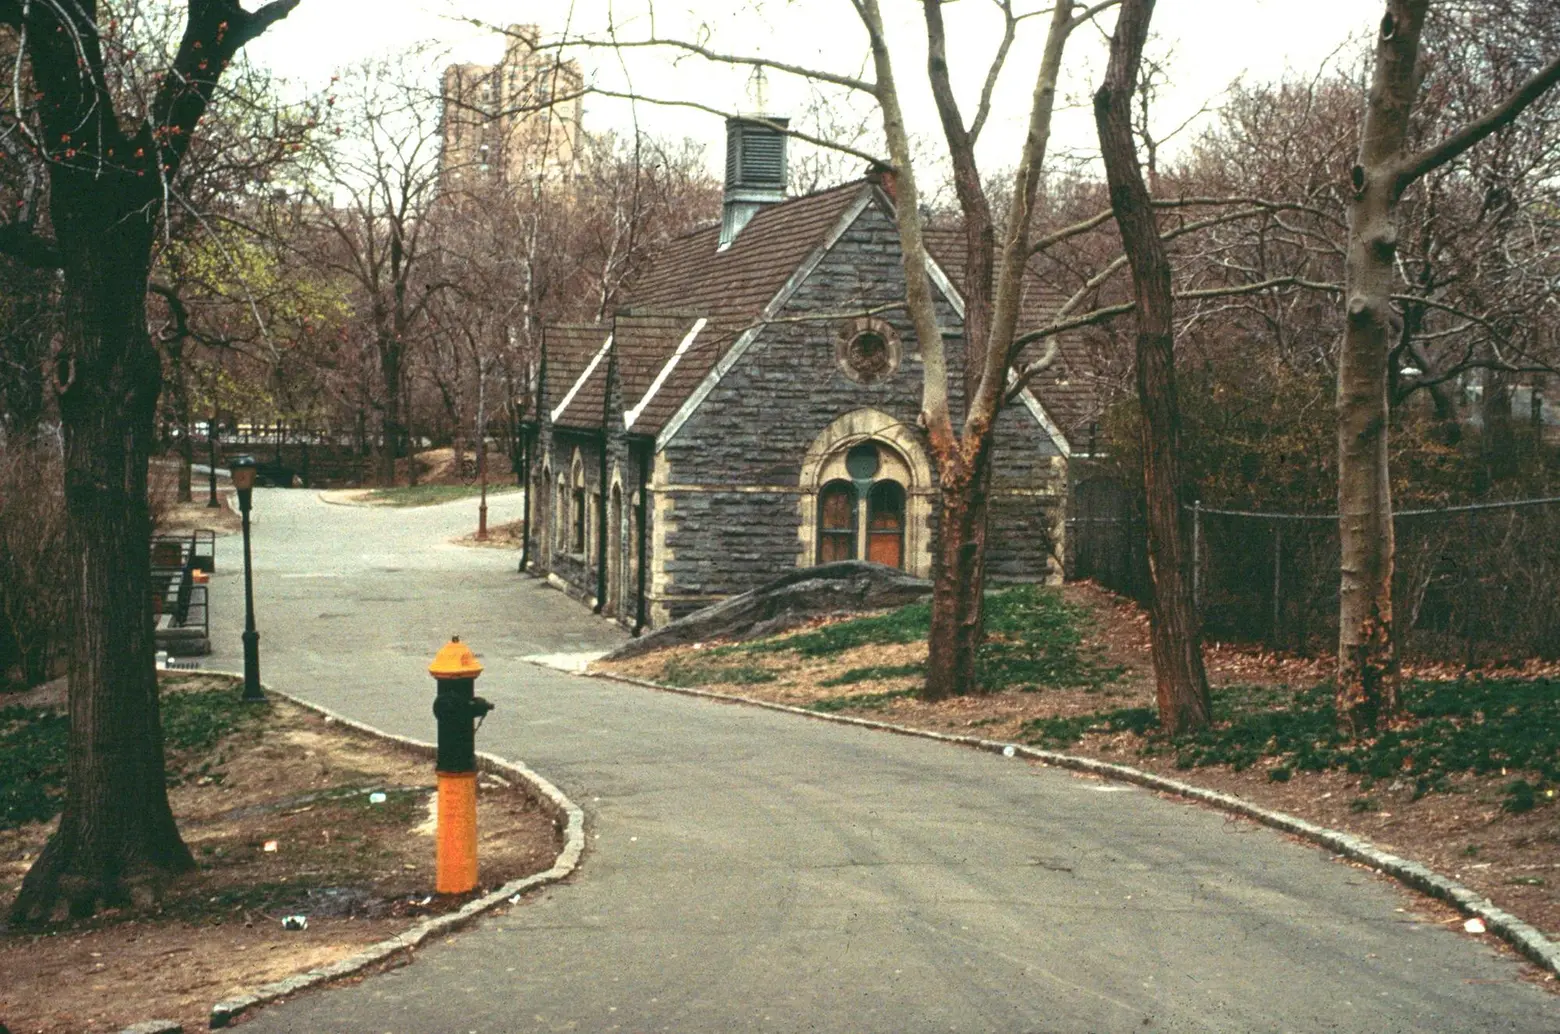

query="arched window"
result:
[867,480,906,569]
[817,480,857,562]
[608,485,624,613]
[555,475,567,551]
[570,455,587,554]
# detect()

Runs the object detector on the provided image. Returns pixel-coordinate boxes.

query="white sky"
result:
[243,1,1381,180]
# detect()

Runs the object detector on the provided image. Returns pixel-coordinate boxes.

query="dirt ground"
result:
[598,582,1560,959]
[452,519,524,549]
[0,676,560,1034]
[149,460,242,537]
[400,446,512,488]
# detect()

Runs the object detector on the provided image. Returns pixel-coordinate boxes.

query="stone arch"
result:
[797,409,933,577]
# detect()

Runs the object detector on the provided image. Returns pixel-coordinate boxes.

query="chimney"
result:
[720,115,788,250]
[865,162,897,204]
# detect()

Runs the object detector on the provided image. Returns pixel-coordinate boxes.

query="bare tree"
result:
[1335,0,1560,733]
[1093,0,1211,732]
[286,59,448,485]
[0,0,298,923]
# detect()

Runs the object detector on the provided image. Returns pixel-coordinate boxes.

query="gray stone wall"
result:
[987,403,1066,583]
[545,427,604,606]
[531,353,653,629]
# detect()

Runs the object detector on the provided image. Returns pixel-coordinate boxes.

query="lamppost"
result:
[231,455,263,702]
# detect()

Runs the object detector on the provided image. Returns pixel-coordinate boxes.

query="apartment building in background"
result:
[440,25,586,188]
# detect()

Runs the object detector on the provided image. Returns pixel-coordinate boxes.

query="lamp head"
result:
[231,455,258,492]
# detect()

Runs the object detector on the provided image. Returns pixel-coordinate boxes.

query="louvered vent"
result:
[720,116,789,249]
[725,117,788,189]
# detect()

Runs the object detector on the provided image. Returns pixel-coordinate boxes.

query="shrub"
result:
[0,436,70,688]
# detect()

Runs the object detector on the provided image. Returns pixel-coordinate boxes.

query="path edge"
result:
[205,685,586,1030]
[587,667,1560,979]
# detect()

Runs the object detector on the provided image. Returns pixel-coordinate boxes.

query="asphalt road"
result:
[205,489,1558,1033]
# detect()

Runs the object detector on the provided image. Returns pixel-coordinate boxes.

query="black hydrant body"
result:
[432,675,494,772]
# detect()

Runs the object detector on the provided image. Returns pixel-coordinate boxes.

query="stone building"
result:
[439,24,585,188]
[520,117,1092,632]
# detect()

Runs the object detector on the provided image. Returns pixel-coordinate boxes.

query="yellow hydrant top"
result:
[429,636,484,680]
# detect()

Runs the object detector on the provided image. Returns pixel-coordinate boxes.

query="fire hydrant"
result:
[428,637,494,894]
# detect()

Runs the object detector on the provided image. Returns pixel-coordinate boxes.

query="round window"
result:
[845,442,880,480]
[835,318,902,385]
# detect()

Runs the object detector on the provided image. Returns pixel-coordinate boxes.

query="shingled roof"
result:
[551,311,702,432]
[542,178,1097,450]
[922,227,1100,449]
[614,180,871,435]
[541,324,610,430]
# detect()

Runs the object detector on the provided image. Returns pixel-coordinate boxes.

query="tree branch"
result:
[1004,338,1061,400]
[584,86,886,166]
[968,0,1018,145]
[1017,275,1346,354]
[1069,0,1122,31]
[1030,196,1330,256]
[1395,51,1560,195]
[232,0,303,47]
[550,36,873,94]
[150,0,302,176]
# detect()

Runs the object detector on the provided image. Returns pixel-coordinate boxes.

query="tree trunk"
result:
[1336,2,1431,734]
[1334,1,1560,732]
[923,447,992,700]
[1480,367,1516,488]
[1095,0,1211,734]
[378,336,402,486]
[11,216,193,923]
[167,346,195,504]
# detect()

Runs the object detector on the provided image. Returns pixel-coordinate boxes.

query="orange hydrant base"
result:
[436,770,479,894]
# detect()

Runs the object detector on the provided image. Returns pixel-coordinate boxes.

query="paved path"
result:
[206,490,1557,1033]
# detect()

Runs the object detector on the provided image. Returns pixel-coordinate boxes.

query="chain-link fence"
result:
[1067,480,1560,662]
[1193,497,1560,662]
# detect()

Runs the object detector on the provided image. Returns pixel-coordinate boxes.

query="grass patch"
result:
[1020,707,1159,750]
[717,585,1123,693]
[818,663,925,687]
[0,686,265,830]
[659,655,779,688]
[364,484,519,507]
[977,586,1127,691]
[1018,678,1560,798]
[0,706,68,827]
[741,600,932,658]
[809,689,916,713]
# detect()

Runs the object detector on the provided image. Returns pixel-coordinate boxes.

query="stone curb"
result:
[313,489,378,507]
[587,669,1560,980]
[196,681,586,1030]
